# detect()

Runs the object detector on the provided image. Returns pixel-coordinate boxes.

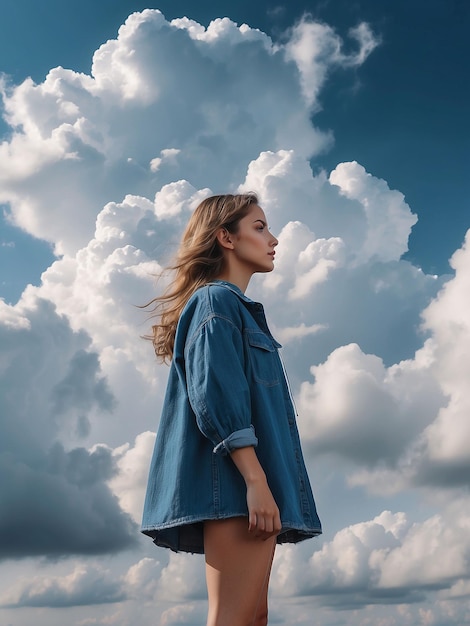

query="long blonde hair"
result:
[145,193,259,361]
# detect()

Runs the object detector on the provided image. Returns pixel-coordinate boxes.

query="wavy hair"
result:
[145,193,259,361]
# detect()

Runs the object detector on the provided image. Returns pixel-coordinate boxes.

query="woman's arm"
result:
[230,446,281,540]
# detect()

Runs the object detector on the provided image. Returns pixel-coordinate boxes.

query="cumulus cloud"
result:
[124,557,166,601]
[157,553,207,602]
[0,564,125,608]
[242,150,440,371]
[329,161,418,264]
[150,148,181,173]
[294,230,470,493]
[264,219,345,299]
[271,501,470,608]
[159,604,206,626]
[242,152,417,266]
[297,342,445,469]
[110,431,156,523]
[418,232,470,472]
[0,9,369,255]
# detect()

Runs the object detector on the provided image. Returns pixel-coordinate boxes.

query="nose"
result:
[270,231,278,247]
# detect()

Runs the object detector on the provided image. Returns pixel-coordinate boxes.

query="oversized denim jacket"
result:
[141,280,322,553]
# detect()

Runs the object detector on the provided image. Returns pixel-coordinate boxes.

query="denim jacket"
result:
[141,280,322,553]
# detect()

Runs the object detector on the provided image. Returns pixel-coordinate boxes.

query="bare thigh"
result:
[204,517,276,626]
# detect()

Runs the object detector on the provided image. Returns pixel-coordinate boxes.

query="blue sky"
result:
[1,3,470,626]
[1,0,469,304]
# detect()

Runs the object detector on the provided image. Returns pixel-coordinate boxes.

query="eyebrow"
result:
[253,219,267,227]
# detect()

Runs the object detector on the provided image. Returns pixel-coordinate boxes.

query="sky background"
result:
[0,1,469,625]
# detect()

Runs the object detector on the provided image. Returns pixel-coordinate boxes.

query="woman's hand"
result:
[230,446,281,540]
[246,476,281,539]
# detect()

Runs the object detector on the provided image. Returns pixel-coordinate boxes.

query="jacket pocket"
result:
[245,331,281,387]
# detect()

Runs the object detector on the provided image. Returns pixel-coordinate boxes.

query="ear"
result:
[216,227,235,250]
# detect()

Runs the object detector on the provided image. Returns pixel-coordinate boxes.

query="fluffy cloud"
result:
[271,501,470,608]
[243,150,439,373]
[295,230,470,493]
[159,604,206,626]
[243,152,417,267]
[419,232,470,473]
[0,564,125,608]
[0,10,376,255]
[297,342,444,468]
[329,161,418,264]
[110,431,156,523]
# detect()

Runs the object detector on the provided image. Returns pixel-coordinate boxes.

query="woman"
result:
[141,193,321,626]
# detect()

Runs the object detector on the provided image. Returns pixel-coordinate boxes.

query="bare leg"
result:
[204,517,276,626]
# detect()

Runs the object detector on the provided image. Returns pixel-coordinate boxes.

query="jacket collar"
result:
[207,279,257,305]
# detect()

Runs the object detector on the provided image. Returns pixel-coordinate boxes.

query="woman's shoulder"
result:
[189,281,244,317]
[177,283,244,346]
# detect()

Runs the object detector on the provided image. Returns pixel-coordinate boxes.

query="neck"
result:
[215,269,252,293]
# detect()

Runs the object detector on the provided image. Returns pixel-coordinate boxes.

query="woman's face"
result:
[230,204,278,275]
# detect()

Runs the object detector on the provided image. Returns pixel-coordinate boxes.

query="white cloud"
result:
[284,20,379,106]
[153,180,209,219]
[1,9,360,255]
[110,431,156,523]
[298,344,410,464]
[157,553,207,602]
[271,502,470,607]
[0,298,30,329]
[273,322,327,344]
[262,219,345,297]
[419,232,470,468]
[0,564,125,608]
[242,150,439,377]
[297,229,470,493]
[124,557,165,598]
[242,151,417,267]
[159,603,206,626]
[289,233,345,299]
[297,342,445,470]
[375,515,468,591]
[149,148,181,173]
[329,161,418,264]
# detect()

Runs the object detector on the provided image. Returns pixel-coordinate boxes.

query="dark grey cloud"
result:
[0,450,136,559]
[315,587,428,609]
[0,298,137,559]
[51,349,116,417]
[413,458,470,489]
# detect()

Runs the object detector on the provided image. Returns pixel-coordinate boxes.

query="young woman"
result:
[141,193,321,626]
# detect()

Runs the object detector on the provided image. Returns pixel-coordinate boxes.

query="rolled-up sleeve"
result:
[185,315,258,455]
[213,425,258,456]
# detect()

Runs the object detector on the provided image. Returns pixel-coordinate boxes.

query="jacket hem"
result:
[141,515,322,554]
